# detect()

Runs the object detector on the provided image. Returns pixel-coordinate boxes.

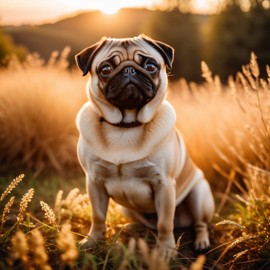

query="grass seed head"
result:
[56,224,78,267]
[54,189,63,214]
[0,174,24,201]
[242,65,257,90]
[1,196,15,226]
[201,61,213,83]
[17,188,34,223]
[216,219,245,230]
[267,64,270,76]
[236,72,249,92]
[28,229,52,270]
[266,65,270,84]
[10,230,29,265]
[40,201,56,224]
[137,238,150,264]
[250,52,260,78]
[190,255,206,270]
[64,188,80,206]
[128,237,136,253]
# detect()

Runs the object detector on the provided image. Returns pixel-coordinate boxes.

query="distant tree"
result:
[219,0,270,10]
[0,26,26,66]
[247,1,270,74]
[206,3,249,80]
[159,0,194,12]
[205,0,270,81]
[142,9,202,81]
[248,0,270,9]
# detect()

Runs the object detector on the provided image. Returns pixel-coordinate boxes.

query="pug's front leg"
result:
[80,175,109,249]
[154,178,177,258]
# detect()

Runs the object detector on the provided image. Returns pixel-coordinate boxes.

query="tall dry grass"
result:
[1,48,269,184]
[168,53,270,268]
[0,48,86,176]
[0,50,270,269]
[215,166,270,269]
[168,56,270,191]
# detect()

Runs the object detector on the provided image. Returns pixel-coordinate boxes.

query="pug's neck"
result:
[100,109,142,128]
[121,109,137,123]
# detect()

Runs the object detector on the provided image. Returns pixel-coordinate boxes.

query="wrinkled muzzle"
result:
[103,65,157,110]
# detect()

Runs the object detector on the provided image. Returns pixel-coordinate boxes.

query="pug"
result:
[75,34,215,257]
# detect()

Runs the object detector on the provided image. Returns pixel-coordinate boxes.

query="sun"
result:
[193,0,213,13]
[93,0,149,15]
[94,0,127,15]
[98,4,121,15]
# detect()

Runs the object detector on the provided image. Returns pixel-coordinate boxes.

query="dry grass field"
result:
[0,51,270,269]
[0,49,86,177]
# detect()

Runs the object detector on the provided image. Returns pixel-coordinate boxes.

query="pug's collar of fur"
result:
[99,117,142,128]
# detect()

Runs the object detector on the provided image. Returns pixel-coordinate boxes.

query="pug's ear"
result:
[75,37,107,76]
[140,34,174,69]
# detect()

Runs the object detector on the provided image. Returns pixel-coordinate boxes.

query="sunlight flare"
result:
[96,0,122,15]
[93,0,151,15]
[100,5,120,15]
[193,0,213,13]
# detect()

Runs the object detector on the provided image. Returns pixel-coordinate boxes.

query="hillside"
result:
[4,9,155,62]
[4,6,270,82]
[4,9,209,81]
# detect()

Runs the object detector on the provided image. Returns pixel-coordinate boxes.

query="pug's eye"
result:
[100,65,112,76]
[144,62,158,73]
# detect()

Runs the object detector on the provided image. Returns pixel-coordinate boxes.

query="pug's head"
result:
[75,35,174,125]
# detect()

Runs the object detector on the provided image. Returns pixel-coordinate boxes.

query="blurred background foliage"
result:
[1,0,270,82]
[206,0,270,81]
[0,27,27,64]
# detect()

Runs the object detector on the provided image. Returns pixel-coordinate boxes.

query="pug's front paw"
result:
[157,237,177,259]
[79,236,98,249]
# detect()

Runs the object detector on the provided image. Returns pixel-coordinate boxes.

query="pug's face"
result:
[76,35,174,124]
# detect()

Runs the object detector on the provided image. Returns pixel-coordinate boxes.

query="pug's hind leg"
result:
[187,178,215,250]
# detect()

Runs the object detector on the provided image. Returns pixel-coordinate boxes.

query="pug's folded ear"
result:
[75,37,108,76]
[140,34,174,69]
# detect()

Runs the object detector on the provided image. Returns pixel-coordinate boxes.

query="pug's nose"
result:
[123,66,136,76]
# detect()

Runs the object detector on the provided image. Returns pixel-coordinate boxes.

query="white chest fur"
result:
[76,100,176,164]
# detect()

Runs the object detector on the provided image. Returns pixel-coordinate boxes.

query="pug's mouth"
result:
[102,65,157,110]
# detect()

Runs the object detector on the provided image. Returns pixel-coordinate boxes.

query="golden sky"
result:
[0,0,215,25]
